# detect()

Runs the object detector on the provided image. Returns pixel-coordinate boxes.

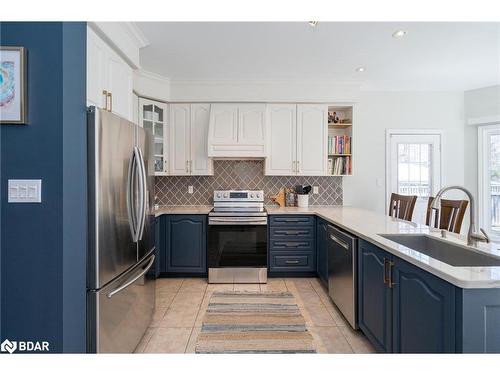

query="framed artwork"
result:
[0,47,27,124]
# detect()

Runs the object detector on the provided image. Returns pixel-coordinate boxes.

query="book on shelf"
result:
[329,155,351,175]
[328,135,351,155]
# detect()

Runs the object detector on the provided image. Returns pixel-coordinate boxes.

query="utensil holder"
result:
[297,194,309,208]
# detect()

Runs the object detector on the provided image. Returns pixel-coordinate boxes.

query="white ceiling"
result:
[136,22,500,91]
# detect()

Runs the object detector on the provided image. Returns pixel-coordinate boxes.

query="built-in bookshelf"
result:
[327,105,353,176]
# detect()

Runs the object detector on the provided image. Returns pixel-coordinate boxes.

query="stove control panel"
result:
[213,190,264,202]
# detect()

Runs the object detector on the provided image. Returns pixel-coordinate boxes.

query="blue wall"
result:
[0,22,87,353]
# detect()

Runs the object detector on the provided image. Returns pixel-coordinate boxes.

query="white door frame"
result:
[385,129,444,214]
[478,123,500,238]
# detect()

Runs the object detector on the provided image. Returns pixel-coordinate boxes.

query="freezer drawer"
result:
[327,224,358,329]
[87,253,155,353]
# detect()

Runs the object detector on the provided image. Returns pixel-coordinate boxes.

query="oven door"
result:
[208,222,267,268]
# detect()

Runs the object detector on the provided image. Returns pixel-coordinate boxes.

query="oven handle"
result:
[209,217,268,225]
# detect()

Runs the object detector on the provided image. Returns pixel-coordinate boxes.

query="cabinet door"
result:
[165,215,207,273]
[208,104,238,147]
[265,104,297,175]
[139,98,168,175]
[106,49,133,121]
[316,219,328,285]
[190,104,213,175]
[392,259,456,353]
[238,103,266,146]
[296,104,327,176]
[86,27,107,109]
[358,240,393,353]
[169,104,191,175]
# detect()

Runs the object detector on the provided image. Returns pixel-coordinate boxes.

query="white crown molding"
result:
[467,115,500,126]
[135,69,171,84]
[122,22,150,49]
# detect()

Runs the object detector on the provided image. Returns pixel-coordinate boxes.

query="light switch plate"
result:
[8,179,42,203]
[188,185,194,194]
[313,186,319,194]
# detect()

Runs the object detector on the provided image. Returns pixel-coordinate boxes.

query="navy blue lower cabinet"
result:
[358,240,393,353]
[316,219,328,285]
[164,215,207,274]
[392,258,456,353]
[150,217,161,278]
[268,215,316,275]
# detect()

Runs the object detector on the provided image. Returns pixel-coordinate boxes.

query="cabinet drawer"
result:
[269,215,314,227]
[270,226,314,240]
[270,239,314,251]
[270,254,315,271]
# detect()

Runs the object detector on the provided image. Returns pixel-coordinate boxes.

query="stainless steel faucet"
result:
[430,185,490,246]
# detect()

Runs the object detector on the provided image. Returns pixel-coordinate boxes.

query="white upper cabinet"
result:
[190,104,213,175]
[86,26,133,122]
[169,103,213,176]
[169,104,191,176]
[296,104,328,176]
[208,104,266,157]
[265,104,327,176]
[265,104,297,175]
[139,98,168,175]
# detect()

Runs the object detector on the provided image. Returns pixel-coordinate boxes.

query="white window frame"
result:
[385,129,443,214]
[478,123,500,240]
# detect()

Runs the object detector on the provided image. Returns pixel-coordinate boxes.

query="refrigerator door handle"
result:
[126,149,139,242]
[136,147,147,241]
[107,255,155,299]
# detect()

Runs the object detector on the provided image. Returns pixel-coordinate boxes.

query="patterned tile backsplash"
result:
[155,160,343,206]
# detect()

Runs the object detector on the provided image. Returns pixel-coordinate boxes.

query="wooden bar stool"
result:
[426,197,468,234]
[388,193,417,221]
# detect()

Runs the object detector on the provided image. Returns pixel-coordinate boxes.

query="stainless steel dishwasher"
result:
[327,224,358,329]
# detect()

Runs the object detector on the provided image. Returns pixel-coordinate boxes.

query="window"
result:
[387,131,442,224]
[397,143,431,198]
[479,124,500,237]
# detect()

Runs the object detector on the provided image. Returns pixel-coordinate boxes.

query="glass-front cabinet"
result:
[139,98,168,175]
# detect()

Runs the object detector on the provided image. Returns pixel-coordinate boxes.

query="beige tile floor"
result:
[135,277,376,354]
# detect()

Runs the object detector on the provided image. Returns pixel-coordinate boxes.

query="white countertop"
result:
[266,206,500,289]
[154,205,213,217]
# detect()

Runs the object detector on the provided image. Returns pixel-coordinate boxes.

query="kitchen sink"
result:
[379,234,500,267]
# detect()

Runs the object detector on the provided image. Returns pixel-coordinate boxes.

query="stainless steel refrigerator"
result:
[87,107,156,353]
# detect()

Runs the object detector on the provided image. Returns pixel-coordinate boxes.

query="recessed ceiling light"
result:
[308,21,318,27]
[355,67,365,72]
[392,30,407,38]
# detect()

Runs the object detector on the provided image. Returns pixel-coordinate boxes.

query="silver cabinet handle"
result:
[292,160,296,173]
[186,160,189,173]
[102,90,109,111]
[107,255,155,298]
[297,160,300,174]
[189,160,193,174]
[275,230,308,235]
[330,234,349,250]
[285,260,300,264]
[276,242,307,247]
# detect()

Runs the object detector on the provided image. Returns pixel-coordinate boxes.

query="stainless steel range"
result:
[208,190,267,283]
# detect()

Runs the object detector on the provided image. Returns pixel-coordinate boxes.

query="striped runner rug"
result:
[195,291,316,354]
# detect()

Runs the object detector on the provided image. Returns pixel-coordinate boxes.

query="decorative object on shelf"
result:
[1,46,27,124]
[328,111,339,124]
[339,118,352,124]
[285,188,297,207]
[270,187,286,207]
